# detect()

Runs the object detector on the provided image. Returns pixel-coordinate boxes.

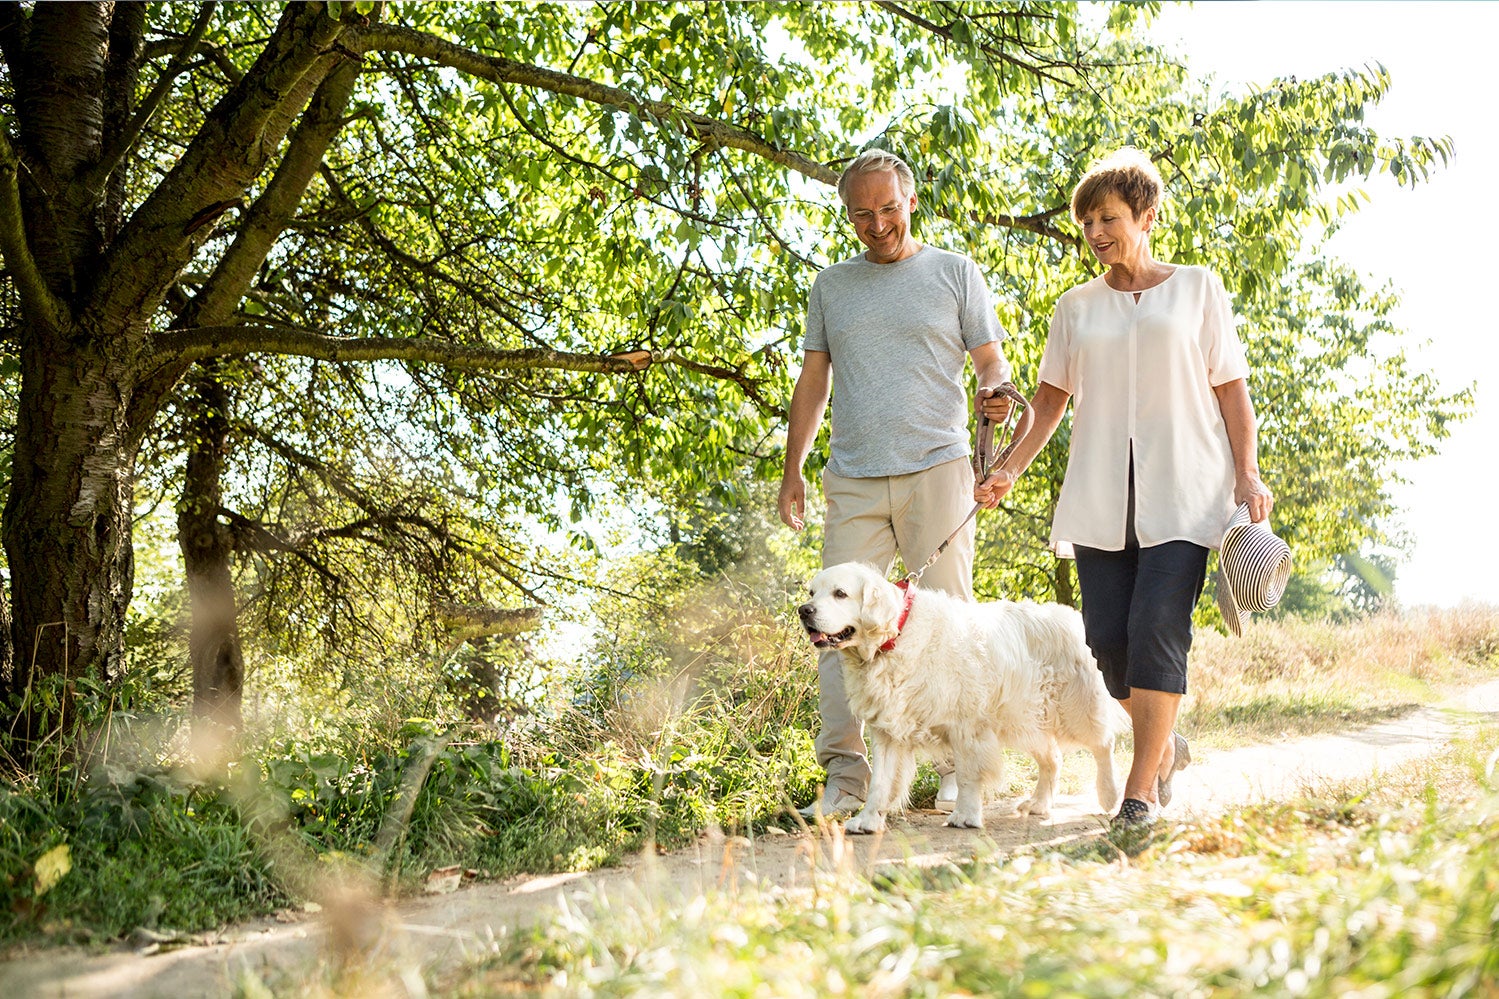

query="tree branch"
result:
[657,350,774,414]
[143,36,245,84]
[136,57,362,423]
[242,423,413,520]
[436,602,543,641]
[347,22,841,187]
[316,164,547,346]
[967,205,1078,247]
[872,1,1076,85]
[0,127,69,333]
[156,322,658,375]
[191,44,362,325]
[94,4,347,330]
[0,2,28,93]
[85,1,219,197]
[220,509,340,582]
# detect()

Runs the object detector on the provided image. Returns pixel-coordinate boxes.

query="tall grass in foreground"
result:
[440,728,1499,998]
[2,603,1496,950]
[0,571,826,945]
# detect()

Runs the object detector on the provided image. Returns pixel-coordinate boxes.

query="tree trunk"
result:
[2,339,139,740]
[12,2,112,288]
[1,3,341,757]
[177,360,244,731]
[166,49,363,735]
[1052,555,1076,608]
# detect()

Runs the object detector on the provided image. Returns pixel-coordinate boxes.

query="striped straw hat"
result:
[1215,503,1293,637]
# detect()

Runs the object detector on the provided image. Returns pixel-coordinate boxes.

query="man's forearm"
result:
[969,340,1011,391]
[977,358,1011,389]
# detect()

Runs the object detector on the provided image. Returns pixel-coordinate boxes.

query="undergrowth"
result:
[1,596,1495,954]
[0,556,824,947]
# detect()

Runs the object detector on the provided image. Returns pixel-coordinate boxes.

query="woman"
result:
[975,148,1273,828]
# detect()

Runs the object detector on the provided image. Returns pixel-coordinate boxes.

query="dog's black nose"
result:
[798,603,814,621]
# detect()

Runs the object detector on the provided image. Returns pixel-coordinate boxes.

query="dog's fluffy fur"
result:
[799,562,1126,833]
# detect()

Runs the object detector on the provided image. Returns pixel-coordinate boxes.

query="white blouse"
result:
[1038,266,1250,554]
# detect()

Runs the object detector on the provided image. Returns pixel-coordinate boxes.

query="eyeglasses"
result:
[848,204,904,227]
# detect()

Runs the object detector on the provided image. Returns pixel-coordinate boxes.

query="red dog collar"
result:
[878,579,916,653]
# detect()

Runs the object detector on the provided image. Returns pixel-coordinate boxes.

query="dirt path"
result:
[6,680,1498,998]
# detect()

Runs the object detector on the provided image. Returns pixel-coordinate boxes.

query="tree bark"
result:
[0,570,12,692]
[2,339,140,734]
[1052,556,1075,609]
[13,2,111,292]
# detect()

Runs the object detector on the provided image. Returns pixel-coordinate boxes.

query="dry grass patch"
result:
[1185,606,1499,744]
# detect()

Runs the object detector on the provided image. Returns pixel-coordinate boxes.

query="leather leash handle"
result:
[974,383,1033,481]
[912,383,1033,587]
[991,388,1034,470]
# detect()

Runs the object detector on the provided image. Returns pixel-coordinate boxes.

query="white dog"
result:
[798,562,1126,833]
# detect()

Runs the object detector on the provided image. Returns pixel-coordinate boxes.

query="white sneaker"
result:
[797,787,865,820]
[935,772,958,813]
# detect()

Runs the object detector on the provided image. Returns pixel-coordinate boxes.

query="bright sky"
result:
[1148,1,1499,607]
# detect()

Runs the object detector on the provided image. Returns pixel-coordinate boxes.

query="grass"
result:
[1184,604,1499,746]
[1,600,1497,972]
[438,725,1499,998]
[0,573,827,948]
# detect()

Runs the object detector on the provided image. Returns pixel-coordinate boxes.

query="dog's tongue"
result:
[806,631,829,647]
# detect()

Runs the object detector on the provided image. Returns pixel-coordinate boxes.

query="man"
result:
[779,148,1013,818]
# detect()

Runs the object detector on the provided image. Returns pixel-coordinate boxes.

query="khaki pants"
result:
[816,457,975,796]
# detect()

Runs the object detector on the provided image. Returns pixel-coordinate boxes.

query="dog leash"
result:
[902,383,1032,586]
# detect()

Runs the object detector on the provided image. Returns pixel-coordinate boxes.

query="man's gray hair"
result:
[837,148,916,204]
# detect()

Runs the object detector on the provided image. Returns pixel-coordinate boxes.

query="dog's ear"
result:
[854,574,903,659]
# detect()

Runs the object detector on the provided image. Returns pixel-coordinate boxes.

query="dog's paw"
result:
[844,811,886,835]
[1014,798,1052,819]
[944,809,984,829]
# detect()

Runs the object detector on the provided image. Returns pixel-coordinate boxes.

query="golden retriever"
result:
[799,562,1125,833]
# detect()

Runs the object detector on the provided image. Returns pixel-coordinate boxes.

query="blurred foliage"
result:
[0,500,827,944]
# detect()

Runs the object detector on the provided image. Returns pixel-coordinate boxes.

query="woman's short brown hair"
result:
[1070,148,1163,221]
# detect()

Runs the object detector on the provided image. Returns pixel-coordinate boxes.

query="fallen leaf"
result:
[33,844,71,898]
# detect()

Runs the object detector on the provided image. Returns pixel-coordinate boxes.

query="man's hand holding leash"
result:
[975,384,1013,425]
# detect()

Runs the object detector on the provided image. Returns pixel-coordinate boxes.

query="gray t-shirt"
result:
[804,246,1006,478]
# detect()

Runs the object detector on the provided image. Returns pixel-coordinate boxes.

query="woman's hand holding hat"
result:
[1235,470,1273,524]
